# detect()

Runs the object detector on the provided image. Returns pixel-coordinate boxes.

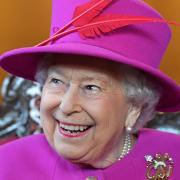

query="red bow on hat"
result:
[37,0,179,46]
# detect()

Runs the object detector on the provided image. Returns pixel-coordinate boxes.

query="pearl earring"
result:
[126,126,132,133]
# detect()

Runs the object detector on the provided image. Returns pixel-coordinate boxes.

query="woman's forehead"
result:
[47,59,122,81]
[49,66,111,83]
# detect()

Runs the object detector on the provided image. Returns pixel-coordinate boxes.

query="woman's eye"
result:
[84,85,101,93]
[50,78,63,85]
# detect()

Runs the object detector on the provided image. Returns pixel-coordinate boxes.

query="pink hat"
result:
[0,0,180,112]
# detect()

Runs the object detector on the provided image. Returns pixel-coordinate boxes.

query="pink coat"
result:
[0,128,180,180]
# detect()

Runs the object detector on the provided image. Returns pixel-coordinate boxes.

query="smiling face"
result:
[40,56,131,168]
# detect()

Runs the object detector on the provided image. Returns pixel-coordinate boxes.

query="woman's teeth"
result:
[60,123,89,132]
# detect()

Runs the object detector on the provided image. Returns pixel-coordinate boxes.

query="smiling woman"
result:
[0,0,180,179]
[36,54,160,168]
[39,55,132,168]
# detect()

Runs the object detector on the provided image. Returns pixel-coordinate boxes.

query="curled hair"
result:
[35,54,55,85]
[35,54,161,132]
[120,65,161,132]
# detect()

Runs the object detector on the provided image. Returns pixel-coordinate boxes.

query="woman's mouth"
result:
[57,121,93,138]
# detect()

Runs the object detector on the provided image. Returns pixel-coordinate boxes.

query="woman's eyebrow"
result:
[80,74,110,83]
[48,68,110,83]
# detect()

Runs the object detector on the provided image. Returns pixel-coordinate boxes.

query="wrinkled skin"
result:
[40,56,136,168]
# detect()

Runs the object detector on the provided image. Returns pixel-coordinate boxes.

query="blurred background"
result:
[0,0,180,143]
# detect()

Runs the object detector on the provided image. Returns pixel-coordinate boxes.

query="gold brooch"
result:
[145,153,174,180]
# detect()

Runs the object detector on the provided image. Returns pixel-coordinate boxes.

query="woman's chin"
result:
[54,146,87,162]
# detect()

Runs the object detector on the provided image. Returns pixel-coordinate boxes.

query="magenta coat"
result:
[0,128,180,180]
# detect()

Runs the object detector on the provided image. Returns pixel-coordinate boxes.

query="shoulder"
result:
[138,128,180,154]
[0,134,60,179]
[0,133,59,160]
[0,133,50,154]
[139,128,180,146]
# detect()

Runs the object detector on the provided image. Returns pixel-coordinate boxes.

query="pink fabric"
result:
[0,128,180,179]
[0,0,180,112]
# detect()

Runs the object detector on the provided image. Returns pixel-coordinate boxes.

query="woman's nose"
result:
[58,86,82,115]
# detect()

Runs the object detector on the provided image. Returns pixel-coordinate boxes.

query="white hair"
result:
[35,54,54,85]
[35,54,161,132]
[119,66,161,132]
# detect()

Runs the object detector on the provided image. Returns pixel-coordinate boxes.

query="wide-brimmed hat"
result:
[0,0,180,112]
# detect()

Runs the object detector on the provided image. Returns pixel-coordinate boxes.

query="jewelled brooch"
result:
[145,153,174,180]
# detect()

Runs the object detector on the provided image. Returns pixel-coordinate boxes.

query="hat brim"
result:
[0,42,180,112]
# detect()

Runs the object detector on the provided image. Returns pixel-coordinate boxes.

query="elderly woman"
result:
[0,0,180,179]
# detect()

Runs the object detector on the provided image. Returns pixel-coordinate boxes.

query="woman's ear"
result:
[125,105,141,129]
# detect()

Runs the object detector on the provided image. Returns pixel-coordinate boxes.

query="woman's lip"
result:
[56,120,93,126]
[59,126,92,138]
[56,120,94,138]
